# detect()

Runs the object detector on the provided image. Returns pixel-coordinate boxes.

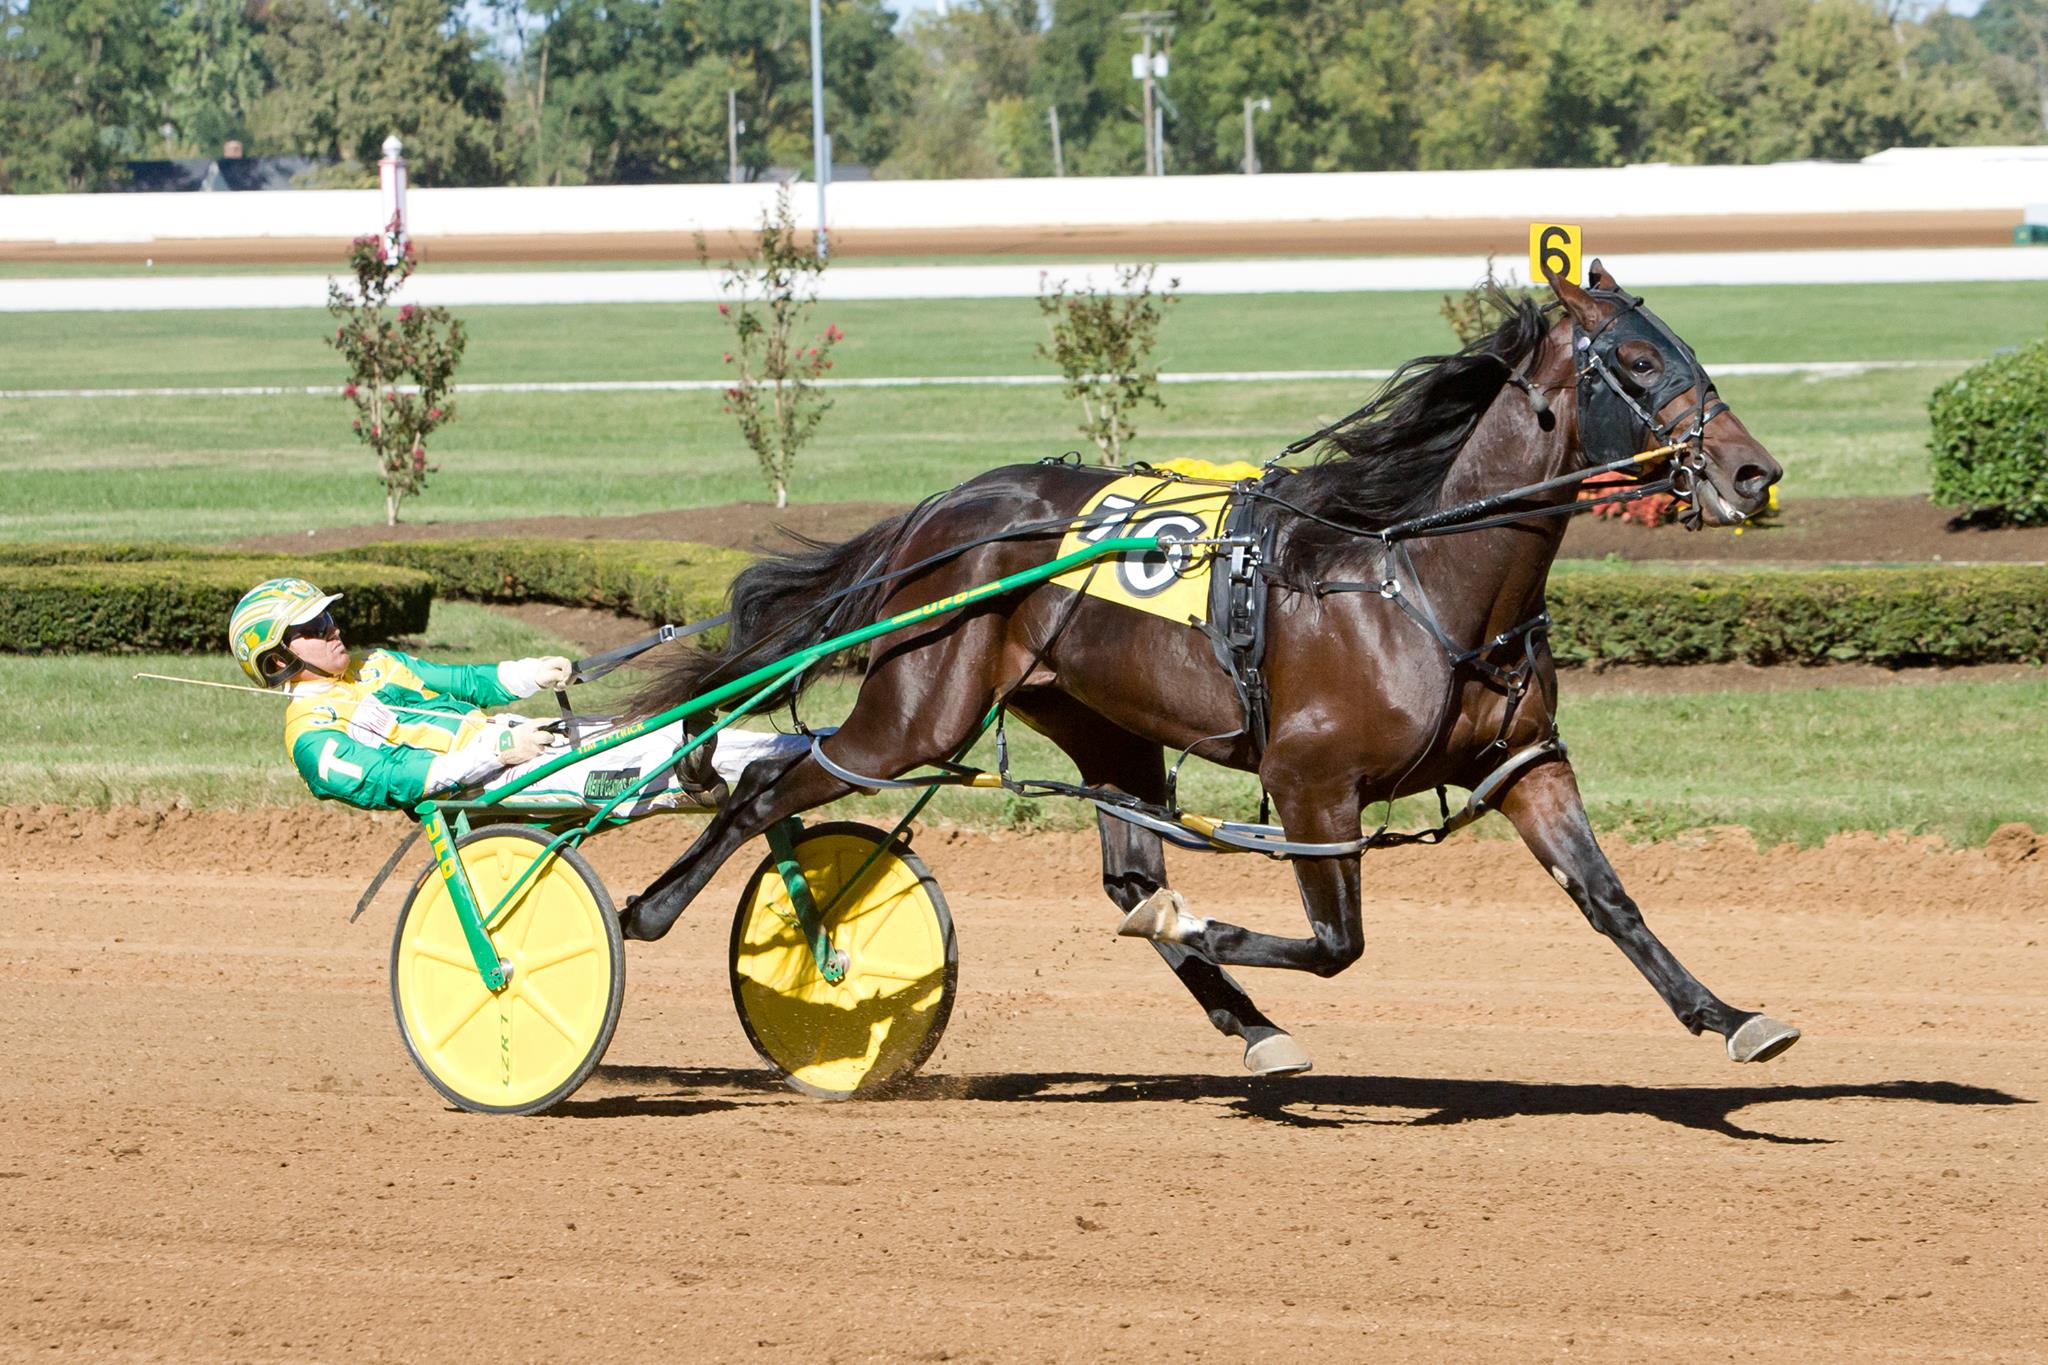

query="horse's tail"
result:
[629,510,918,720]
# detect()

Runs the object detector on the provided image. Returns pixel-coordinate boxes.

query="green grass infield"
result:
[2,281,2040,543]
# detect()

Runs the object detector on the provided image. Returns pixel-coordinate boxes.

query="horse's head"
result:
[1544,259,1781,528]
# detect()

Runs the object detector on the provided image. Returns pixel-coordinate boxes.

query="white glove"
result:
[495,722,557,767]
[497,656,576,698]
[425,721,559,793]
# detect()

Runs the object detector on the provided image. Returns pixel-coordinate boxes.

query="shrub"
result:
[320,539,749,630]
[0,559,433,654]
[1547,565,2048,667]
[1928,338,2048,526]
[0,543,215,566]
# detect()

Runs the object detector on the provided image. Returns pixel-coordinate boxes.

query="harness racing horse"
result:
[622,261,1801,1075]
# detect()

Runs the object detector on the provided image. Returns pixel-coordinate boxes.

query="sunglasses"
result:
[284,612,339,643]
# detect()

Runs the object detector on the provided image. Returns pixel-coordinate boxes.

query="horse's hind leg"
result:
[1123,770,1373,977]
[1495,758,1800,1063]
[1010,696,1309,1075]
[622,621,1003,941]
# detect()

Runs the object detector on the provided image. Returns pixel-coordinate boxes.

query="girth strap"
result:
[1199,480,1278,756]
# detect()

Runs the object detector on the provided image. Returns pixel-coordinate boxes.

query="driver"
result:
[230,577,803,815]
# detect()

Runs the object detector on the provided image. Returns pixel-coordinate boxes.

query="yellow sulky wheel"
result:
[730,821,956,1100]
[391,825,624,1115]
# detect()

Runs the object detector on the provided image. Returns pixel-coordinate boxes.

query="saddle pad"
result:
[1051,461,1261,626]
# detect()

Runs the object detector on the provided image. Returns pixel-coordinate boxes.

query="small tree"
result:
[326,218,466,525]
[1440,257,1537,347]
[1037,263,1179,466]
[715,189,844,509]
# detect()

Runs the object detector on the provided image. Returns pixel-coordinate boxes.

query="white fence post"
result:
[378,134,409,254]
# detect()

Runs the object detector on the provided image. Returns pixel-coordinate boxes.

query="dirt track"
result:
[2,808,2043,1361]
[2,209,2020,266]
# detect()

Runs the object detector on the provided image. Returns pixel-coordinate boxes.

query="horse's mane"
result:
[1273,293,1554,574]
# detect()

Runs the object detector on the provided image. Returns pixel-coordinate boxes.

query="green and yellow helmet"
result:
[230,577,342,687]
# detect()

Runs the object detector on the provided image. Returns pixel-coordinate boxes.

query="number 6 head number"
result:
[1530,223,1582,287]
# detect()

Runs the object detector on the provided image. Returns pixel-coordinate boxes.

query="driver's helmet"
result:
[230,578,342,687]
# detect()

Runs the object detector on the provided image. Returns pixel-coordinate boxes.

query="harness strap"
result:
[570,616,729,685]
[1090,735,1565,859]
[808,734,993,793]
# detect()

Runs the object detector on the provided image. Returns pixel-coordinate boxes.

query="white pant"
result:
[486,721,810,816]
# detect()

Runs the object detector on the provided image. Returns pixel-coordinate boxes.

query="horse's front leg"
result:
[1119,775,1368,977]
[1495,758,1800,1063]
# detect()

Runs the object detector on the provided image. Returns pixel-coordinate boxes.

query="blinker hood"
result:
[1573,289,1718,465]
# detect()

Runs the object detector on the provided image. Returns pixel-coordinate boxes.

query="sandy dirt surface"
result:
[1,209,2019,266]
[231,494,2048,565]
[2,807,2042,1361]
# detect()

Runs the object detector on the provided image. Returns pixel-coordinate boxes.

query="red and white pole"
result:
[378,134,409,256]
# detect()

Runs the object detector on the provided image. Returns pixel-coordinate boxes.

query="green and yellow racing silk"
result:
[284,649,519,810]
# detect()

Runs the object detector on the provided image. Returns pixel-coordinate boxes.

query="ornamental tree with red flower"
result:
[325,215,467,525]
[711,188,845,509]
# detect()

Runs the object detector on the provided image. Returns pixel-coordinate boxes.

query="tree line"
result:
[4,0,2044,194]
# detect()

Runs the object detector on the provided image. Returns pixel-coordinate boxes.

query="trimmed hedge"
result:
[321,538,750,628]
[326,539,2048,668]
[0,542,216,566]
[4,537,2038,668]
[1547,565,2048,667]
[0,558,434,654]
[1929,339,2048,525]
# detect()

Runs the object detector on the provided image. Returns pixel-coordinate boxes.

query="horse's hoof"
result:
[1244,1032,1312,1076]
[1726,1013,1801,1063]
[1115,889,1203,944]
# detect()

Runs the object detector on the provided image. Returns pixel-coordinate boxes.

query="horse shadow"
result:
[565,1064,2030,1143]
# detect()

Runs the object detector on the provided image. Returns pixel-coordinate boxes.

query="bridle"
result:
[1571,287,1728,528]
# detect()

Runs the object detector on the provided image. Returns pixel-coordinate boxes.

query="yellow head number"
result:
[1530,223,1582,286]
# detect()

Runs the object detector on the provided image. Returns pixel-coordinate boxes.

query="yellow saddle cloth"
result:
[1051,459,1270,626]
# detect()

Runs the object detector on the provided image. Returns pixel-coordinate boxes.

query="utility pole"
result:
[727,88,743,184]
[1048,105,1064,177]
[808,0,830,258]
[1124,11,1173,177]
[1242,96,1270,175]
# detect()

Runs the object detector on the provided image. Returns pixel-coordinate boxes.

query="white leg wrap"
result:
[1116,888,1209,944]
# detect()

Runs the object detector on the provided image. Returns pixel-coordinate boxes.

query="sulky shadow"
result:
[577,1064,2029,1143]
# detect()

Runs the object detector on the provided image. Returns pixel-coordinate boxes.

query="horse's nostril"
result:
[1734,465,1770,499]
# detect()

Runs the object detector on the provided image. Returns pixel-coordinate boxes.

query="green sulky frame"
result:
[414,534,1168,993]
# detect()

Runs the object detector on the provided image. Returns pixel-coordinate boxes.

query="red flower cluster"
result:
[1577,472,1677,528]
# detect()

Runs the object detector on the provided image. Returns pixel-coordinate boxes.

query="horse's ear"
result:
[1543,261,1604,333]
[1586,257,1619,291]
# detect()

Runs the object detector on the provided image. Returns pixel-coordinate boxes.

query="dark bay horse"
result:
[622,261,1800,1075]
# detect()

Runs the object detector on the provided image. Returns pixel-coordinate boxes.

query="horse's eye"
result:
[1631,355,1655,373]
